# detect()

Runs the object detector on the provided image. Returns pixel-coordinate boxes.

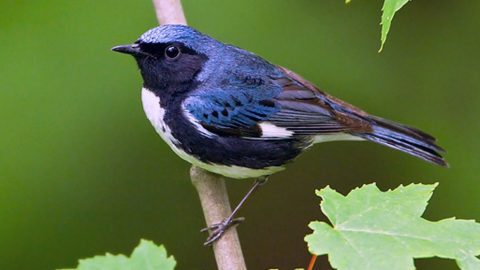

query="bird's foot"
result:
[201,217,245,245]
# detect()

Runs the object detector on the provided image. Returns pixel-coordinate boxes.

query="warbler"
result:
[113,25,446,244]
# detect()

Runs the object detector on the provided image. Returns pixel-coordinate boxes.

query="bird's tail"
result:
[356,116,447,167]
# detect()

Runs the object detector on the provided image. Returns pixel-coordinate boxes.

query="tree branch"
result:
[152,0,187,25]
[190,167,246,270]
[151,1,246,269]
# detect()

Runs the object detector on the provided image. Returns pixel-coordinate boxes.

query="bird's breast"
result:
[140,87,301,179]
[141,87,278,179]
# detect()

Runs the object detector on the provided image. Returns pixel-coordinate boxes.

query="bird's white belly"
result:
[141,88,282,179]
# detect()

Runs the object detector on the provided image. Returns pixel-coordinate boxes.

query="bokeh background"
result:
[1,0,479,269]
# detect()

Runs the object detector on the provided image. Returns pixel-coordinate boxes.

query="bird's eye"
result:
[165,45,180,59]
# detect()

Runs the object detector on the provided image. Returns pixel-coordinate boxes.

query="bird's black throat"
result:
[133,42,208,98]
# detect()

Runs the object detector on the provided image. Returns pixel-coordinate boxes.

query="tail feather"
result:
[356,116,447,167]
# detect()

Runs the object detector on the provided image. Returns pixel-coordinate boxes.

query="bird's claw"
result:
[201,217,245,245]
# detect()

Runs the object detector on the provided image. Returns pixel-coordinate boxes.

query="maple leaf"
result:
[305,183,480,270]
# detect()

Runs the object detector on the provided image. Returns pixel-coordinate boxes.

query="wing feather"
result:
[183,66,373,139]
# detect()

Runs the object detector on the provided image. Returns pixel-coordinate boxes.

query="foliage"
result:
[305,183,480,270]
[61,240,176,270]
[347,0,413,51]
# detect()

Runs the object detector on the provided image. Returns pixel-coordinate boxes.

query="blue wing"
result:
[182,66,370,139]
[183,86,281,137]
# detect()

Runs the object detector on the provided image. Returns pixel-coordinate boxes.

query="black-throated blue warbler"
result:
[112,25,446,244]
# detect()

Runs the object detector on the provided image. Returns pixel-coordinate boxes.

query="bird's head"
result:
[112,25,213,90]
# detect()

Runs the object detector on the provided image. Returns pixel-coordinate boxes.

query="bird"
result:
[112,24,446,245]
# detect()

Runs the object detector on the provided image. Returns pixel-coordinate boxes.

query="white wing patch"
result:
[258,123,363,143]
[259,122,294,138]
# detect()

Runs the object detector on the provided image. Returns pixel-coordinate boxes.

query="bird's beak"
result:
[111,44,142,56]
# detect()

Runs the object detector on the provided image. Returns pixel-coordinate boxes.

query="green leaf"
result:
[379,0,411,51]
[305,183,480,270]
[61,239,176,270]
[346,0,413,51]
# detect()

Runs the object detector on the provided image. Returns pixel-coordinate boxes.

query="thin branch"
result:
[191,167,247,270]
[152,0,187,25]
[151,1,247,269]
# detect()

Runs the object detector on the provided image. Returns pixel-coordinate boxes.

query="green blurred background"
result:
[1,0,478,269]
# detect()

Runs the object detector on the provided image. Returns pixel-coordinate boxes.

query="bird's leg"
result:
[201,176,268,245]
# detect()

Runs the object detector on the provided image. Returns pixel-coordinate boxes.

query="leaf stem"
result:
[308,254,318,270]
